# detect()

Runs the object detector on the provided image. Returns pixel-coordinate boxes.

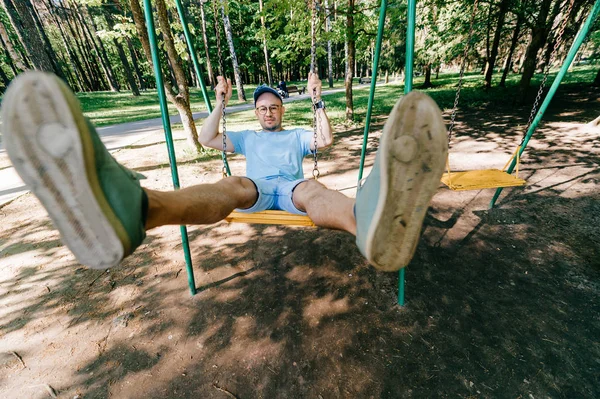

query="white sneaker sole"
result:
[3,72,124,269]
[365,92,448,271]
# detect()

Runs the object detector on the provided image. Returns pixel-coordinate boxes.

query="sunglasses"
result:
[256,105,281,115]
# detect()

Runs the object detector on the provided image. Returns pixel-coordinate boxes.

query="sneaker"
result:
[355,91,448,271]
[2,72,147,269]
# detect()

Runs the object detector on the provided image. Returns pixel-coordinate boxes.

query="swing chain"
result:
[522,0,574,145]
[221,93,228,178]
[447,0,479,141]
[312,87,320,179]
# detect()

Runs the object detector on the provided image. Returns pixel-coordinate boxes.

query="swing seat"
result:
[225,210,316,227]
[441,169,526,191]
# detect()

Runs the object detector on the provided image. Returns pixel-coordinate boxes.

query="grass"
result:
[67,65,598,128]
[223,65,598,132]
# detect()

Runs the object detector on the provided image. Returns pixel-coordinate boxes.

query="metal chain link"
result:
[221,93,228,178]
[447,0,479,141]
[521,0,575,145]
[312,87,320,179]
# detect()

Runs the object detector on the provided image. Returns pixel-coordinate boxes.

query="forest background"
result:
[0,0,599,151]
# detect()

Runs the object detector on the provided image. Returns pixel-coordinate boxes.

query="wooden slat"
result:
[441,169,526,191]
[225,210,316,227]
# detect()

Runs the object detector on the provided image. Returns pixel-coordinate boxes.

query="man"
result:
[2,71,447,273]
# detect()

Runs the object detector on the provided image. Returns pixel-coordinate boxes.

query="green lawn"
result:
[74,65,597,129]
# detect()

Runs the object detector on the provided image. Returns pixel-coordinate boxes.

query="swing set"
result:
[141,0,600,301]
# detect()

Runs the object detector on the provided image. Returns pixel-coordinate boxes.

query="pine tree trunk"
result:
[198,0,215,88]
[29,0,67,79]
[0,20,25,72]
[0,0,58,73]
[45,0,84,91]
[220,0,246,101]
[85,5,120,92]
[326,0,334,87]
[212,0,226,76]
[66,0,104,90]
[0,28,19,75]
[310,0,317,74]
[485,0,510,89]
[519,0,552,101]
[345,0,355,121]
[127,37,146,90]
[500,8,524,87]
[258,0,272,86]
[104,8,140,96]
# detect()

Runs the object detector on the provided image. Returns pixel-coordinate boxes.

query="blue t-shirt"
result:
[227,128,313,180]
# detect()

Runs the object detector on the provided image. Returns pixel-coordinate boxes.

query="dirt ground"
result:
[1,84,599,399]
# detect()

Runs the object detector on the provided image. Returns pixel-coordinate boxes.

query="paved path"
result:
[0,84,365,207]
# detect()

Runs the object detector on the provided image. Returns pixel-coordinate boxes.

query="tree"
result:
[518,0,553,100]
[345,0,355,120]
[220,0,246,101]
[258,0,273,86]
[484,0,511,88]
[129,0,202,151]
[0,0,62,75]
[198,0,216,88]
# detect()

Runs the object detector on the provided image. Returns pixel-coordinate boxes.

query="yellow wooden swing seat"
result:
[225,210,316,227]
[441,146,527,191]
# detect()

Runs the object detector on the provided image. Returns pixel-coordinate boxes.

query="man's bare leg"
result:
[145,176,258,230]
[292,180,356,235]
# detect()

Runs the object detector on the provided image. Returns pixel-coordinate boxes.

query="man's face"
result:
[255,93,284,132]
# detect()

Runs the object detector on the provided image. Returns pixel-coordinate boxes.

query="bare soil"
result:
[1,84,599,399]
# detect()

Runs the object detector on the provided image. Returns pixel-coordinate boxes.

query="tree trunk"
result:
[155,0,201,149]
[0,26,19,75]
[519,0,553,101]
[421,63,433,88]
[326,0,334,87]
[500,7,524,87]
[0,0,58,73]
[44,0,85,91]
[198,0,215,88]
[65,0,103,90]
[485,0,510,88]
[0,20,25,72]
[310,0,317,74]
[29,0,67,79]
[345,0,355,120]
[220,0,246,101]
[103,5,140,96]
[258,0,272,86]
[127,37,146,90]
[212,0,226,76]
[59,0,96,90]
[85,5,120,92]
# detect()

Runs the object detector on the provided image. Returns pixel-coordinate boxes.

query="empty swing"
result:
[440,0,573,191]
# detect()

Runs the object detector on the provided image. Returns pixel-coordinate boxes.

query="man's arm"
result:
[306,72,333,151]
[199,76,236,152]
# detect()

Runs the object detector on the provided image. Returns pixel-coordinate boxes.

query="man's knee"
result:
[293,179,326,206]
[218,176,257,202]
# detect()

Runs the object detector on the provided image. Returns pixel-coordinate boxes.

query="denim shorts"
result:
[236,176,308,215]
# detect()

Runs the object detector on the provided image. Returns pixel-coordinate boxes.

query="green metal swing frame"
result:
[143,0,600,298]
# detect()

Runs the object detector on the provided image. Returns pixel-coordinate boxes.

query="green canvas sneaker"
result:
[2,72,147,269]
[355,91,448,271]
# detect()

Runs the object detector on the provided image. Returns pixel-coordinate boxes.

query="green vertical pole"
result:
[404,0,417,95]
[490,0,600,208]
[143,0,196,295]
[395,0,418,307]
[174,0,213,113]
[357,0,387,181]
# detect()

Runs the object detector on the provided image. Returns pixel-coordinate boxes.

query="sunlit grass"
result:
[75,66,597,128]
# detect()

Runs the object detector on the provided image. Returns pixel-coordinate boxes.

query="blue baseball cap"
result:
[253,85,283,105]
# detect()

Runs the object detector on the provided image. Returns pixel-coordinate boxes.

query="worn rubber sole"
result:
[3,72,125,269]
[365,92,448,271]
